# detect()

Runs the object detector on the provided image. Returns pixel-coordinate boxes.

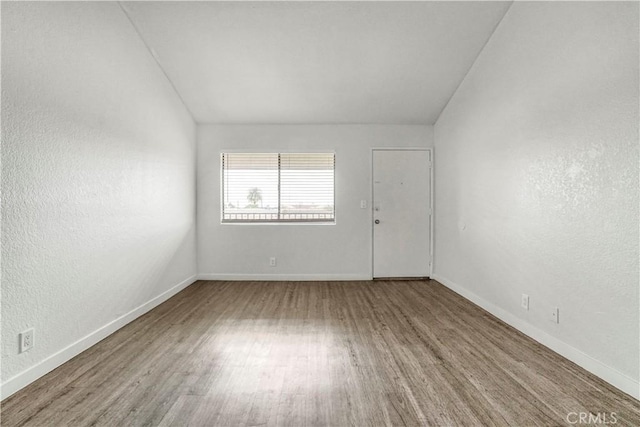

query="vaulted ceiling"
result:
[122,1,511,125]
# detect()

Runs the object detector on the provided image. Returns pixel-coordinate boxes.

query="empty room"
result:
[1,1,639,426]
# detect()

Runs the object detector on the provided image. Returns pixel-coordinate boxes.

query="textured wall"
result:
[197,125,432,279]
[1,2,196,394]
[434,1,639,393]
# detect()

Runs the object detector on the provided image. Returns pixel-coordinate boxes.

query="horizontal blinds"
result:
[222,153,278,170]
[222,153,279,221]
[279,153,334,170]
[280,153,334,220]
[221,152,335,222]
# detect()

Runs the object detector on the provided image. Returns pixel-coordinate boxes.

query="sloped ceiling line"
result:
[121,1,512,125]
[118,1,196,121]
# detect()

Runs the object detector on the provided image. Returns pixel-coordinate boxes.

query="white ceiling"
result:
[122,1,511,125]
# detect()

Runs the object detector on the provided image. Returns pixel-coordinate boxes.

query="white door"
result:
[373,149,431,278]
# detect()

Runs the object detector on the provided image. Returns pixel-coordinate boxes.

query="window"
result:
[221,152,335,223]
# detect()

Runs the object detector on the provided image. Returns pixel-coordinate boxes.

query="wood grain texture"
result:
[2,280,639,426]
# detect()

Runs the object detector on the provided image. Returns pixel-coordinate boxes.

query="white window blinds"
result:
[221,153,335,222]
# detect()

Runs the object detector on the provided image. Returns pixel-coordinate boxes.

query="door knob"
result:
[375,219,380,224]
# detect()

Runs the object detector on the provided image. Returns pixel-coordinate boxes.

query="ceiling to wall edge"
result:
[117,1,197,124]
[433,0,514,126]
[117,0,514,127]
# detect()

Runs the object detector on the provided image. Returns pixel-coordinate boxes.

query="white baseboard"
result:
[6,274,635,401]
[431,274,640,400]
[0,274,198,401]
[197,273,372,281]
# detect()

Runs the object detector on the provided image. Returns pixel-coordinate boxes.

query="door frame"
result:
[370,148,434,279]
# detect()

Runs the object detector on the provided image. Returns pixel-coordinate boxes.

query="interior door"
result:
[373,149,431,278]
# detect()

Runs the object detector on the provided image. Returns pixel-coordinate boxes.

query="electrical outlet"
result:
[521,294,529,310]
[360,200,367,209]
[269,257,276,267]
[19,328,34,353]
[551,307,559,323]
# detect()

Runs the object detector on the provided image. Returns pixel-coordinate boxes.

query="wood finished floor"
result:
[2,280,639,426]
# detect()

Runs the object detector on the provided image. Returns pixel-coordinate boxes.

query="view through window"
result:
[221,153,335,222]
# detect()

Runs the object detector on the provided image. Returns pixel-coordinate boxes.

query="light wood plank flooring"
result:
[2,280,639,426]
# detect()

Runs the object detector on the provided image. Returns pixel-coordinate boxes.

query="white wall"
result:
[1,2,197,398]
[433,2,639,398]
[197,125,432,280]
